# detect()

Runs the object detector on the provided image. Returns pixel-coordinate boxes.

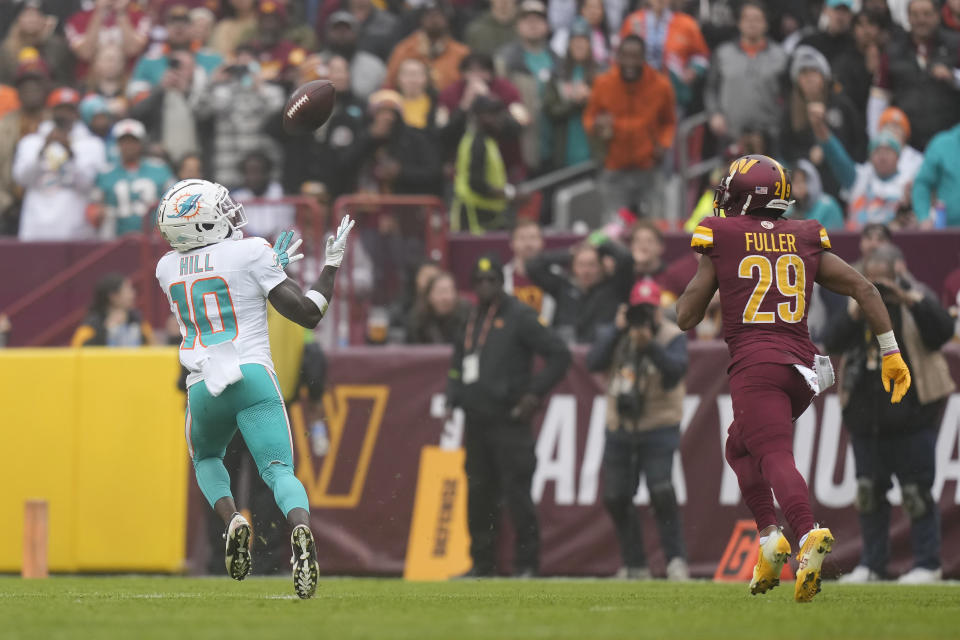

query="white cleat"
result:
[838,565,882,583]
[291,524,320,599]
[666,557,690,581]
[897,567,942,584]
[224,513,252,581]
[750,528,792,595]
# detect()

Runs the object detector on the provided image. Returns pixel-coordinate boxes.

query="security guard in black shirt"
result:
[447,255,571,577]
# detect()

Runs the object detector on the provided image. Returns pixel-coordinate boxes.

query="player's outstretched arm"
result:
[267,215,355,329]
[677,256,719,331]
[816,251,911,403]
[268,274,335,329]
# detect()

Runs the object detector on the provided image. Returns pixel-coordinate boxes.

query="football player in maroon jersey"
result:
[676,155,912,602]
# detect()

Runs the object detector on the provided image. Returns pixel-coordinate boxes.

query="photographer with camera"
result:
[587,279,690,580]
[823,245,955,584]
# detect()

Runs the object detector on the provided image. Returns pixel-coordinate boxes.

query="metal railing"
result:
[675,111,723,222]
[0,235,149,346]
[331,194,449,346]
[516,160,599,197]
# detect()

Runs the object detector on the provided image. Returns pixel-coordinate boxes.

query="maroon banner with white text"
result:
[185,343,960,578]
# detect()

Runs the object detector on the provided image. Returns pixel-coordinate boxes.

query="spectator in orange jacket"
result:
[619,0,709,111]
[583,35,676,220]
[385,1,469,93]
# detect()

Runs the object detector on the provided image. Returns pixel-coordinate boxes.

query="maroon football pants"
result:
[725,363,816,542]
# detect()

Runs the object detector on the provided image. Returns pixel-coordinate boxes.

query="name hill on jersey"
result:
[180,254,214,276]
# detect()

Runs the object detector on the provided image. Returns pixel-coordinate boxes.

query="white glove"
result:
[324,214,355,267]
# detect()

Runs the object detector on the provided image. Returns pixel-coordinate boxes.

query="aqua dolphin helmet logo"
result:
[168,193,203,219]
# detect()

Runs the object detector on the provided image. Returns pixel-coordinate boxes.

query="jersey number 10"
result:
[738,254,806,324]
[169,277,238,348]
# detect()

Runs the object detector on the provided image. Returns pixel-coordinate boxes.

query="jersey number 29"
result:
[738,254,806,324]
[169,277,238,348]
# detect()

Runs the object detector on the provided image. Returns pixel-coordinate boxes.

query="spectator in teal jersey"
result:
[130,4,222,90]
[784,159,845,229]
[91,119,174,238]
[912,124,960,228]
[496,1,561,173]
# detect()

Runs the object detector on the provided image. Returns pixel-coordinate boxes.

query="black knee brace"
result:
[901,483,933,520]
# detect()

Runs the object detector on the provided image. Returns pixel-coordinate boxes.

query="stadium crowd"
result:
[0,0,959,241]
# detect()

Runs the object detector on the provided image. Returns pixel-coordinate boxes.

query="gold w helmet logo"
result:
[729,157,760,176]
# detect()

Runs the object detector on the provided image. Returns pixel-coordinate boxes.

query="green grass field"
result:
[1,577,958,640]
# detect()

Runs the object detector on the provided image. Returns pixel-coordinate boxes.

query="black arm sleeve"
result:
[910,294,956,351]
[586,323,623,372]
[517,308,571,396]
[524,249,573,298]
[645,332,688,390]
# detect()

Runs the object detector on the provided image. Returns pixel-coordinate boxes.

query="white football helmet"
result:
[156,179,247,252]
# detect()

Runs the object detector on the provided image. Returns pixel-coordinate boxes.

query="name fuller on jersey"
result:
[744,232,797,254]
[180,254,214,276]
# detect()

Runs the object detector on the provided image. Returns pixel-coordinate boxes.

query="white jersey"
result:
[156,237,287,388]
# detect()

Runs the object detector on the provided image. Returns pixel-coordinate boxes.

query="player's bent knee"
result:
[855,477,878,514]
[649,482,678,515]
[261,459,294,483]
[901,483,932,520]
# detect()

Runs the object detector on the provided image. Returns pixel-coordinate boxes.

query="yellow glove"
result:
[881,352,911,404]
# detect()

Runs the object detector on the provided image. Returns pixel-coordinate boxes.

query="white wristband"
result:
[877,330,899,355]
[305,290,329,316]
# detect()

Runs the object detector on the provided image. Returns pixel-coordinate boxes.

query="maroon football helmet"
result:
[714,154,793,217]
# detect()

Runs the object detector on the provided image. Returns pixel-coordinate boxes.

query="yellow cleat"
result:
[795,527,834,603]
[750,528,792,595]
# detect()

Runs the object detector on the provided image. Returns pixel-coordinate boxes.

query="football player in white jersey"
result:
[155,179,354,599]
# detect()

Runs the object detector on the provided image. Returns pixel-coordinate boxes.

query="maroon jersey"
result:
[692,215,832,375]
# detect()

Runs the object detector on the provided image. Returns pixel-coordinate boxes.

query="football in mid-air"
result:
[282,80,336,134]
